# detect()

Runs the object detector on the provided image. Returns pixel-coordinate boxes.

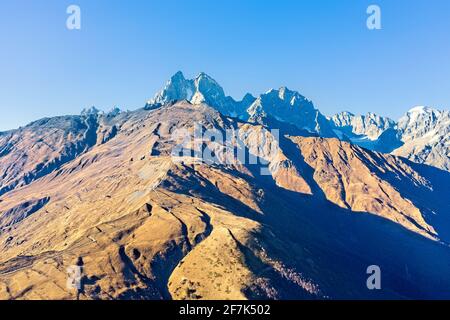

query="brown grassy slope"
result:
[0,102,449,299]
[0,113,124,197]
[289,136,437,239]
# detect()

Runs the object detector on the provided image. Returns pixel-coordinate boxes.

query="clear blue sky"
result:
[1,0,449,131]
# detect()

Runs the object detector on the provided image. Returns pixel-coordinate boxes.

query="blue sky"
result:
[0,0,449,131]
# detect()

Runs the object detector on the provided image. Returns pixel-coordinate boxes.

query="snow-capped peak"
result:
[398,106,447,140]
[330,111,396,141]
[247,87,336,137]
[147,71,195,106]
[147,72,254,118]
[408,106,430,113]
[195,72,217,84]
[400,106,441,124]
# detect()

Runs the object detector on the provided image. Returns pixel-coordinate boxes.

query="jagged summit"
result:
[399,106,446,135]
[247,86,336,137]
[393,106,450,170]
[330,111,396,141]
[146,71,253,118]
[147,71,195,106]
[330,106,450,171]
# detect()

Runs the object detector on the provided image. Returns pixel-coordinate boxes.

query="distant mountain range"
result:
[0,72,449,300]
[145,72,450,171]
[331,106,450,171]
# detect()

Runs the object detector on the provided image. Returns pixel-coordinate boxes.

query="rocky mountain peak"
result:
[331,111,396,141]
[247,87,334,137]
[398,106,446,138]
[81,106,102,116]
[147,72,255,118]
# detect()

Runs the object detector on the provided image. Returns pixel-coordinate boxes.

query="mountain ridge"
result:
[144,72,449,171]
[1,71,448,173]
[1,101,450,300]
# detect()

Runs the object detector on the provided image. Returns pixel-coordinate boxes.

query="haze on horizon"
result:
[1,0,449,131]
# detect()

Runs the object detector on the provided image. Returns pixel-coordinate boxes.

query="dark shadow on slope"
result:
[400,162,450,244]
[373,128,404,153]
[164,135,450,299]
[193,208,214,245]
[116,204,215,300]
[277,135,328,199]
[0,197,50,229]
[227,229,322,300]
[349,147,450,244]
[258,185,450,299]
[117,245,165,300]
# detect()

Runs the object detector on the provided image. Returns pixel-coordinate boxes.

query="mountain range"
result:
[0,72,449,300]
[146,72,450,172]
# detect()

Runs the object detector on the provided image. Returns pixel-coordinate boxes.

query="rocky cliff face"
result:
[330,111,396,140]
[146,71,255,118]
[247,87,336,138]
[392,106,450,171]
